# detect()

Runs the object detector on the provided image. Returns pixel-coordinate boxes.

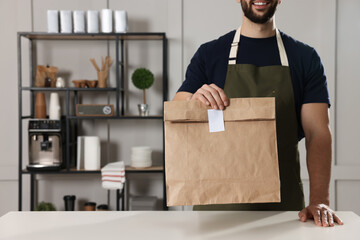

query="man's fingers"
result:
[301,204,343,227]
[298,209,308,222]
[192,84,228,110]
[198,88,218,109]
[321,210,329,227]
[210,84,229,107]
[202,85,225,110]
[328,212,335,227]
[313,210,322,226]
[192,92,210,106]
[333,214,344,225]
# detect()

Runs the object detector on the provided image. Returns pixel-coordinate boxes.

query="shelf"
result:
[125,166,164,173]
[22,169,101,174]
[71,87,118,92]
[68,115,163,120]
[22,166,164,174]
[18,30,168,211]
[19,32,166,41]
[22,87,68,92]
[21,87,118,92]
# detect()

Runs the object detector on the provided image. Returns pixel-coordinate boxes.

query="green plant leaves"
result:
[35,201,56,211]
[131,68,154,90]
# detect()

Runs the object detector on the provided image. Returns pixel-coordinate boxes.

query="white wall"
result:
[0,0,32,215]
[1,0,360,215]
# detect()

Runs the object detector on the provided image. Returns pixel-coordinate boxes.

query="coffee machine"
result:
[27,119,65,171]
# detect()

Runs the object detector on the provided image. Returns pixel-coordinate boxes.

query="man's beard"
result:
[241,0,279,24]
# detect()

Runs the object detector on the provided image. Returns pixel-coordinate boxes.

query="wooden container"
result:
[84,202,96,211]
[97,71,108,88]
[35,93,46,119]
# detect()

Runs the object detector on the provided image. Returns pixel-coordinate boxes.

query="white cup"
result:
[60,10,72,33]
[101,9,113,33]
[49,93,61,120]
[84,136,101,170]
[73,10,85,33]
[87,10,99,33]
[47,10,59,33]
[56,77,65,88]
[115,10,128,33]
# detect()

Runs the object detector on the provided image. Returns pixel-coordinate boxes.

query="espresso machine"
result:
[27,119,65,171]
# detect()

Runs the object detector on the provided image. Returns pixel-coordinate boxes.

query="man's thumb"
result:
[298,208,308,222]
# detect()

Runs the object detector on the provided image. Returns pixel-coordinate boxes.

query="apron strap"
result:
[228,26,242,65]
[228,26,289,67]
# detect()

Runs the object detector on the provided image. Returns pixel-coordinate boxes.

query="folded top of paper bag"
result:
[164,97,275,122]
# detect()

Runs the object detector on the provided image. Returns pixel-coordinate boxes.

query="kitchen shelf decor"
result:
[17,32,168,211]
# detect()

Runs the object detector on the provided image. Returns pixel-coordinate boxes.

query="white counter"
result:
[0,211,359,240]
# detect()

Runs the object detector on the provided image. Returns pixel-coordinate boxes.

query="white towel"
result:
[102,181,123,190]
[101,161,124,170]
[101,162,125,173]
[101,162,125,190]
[102,176,125,183]
[101,171,125,176]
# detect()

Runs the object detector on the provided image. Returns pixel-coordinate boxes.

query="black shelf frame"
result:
[21,87,118,92]
[68,116,163,120]
[18,32,168,211]
[21,166,164,175]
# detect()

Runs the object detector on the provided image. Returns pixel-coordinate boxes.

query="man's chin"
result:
[242,0,278,24]
[246,15,271,24]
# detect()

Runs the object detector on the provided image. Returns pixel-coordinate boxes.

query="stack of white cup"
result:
[131,146,152,168]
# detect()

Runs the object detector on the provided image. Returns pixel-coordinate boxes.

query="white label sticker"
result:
[207,109,225,133]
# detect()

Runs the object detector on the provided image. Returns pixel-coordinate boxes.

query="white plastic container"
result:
[87,10,99,33]
[49,93,61,120]
[47,10,59,33]
[60,10,72,33]
[84,136,101,170]
[114,10,128,33]
[101,9,113,33]
[73,10,85,33]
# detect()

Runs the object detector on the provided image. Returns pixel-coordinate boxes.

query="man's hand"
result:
[190,84,229,110]
[298,204,343,227]
[300,104,342,227]
[173,84,229,110]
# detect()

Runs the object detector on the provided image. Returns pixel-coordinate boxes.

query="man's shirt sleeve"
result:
[178,45,207,93]
[303,49,331,107]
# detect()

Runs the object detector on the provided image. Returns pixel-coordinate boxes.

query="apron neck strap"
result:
[228,26,289,67]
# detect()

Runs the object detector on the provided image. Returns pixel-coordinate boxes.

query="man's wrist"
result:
[309,198,330,206]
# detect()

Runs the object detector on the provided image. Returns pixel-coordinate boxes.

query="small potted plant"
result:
[131,68,154,116]
[35,201,56,211]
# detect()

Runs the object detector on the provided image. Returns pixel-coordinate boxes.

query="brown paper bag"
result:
[35,65,58,87]
[164,98,280,206]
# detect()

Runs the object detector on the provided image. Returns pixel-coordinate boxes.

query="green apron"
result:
[194,27,305,211]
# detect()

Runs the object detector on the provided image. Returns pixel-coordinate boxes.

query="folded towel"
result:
[102,176,125,183]
[101,162,125,172]
[102,181,123,190]
[101,171,125,176]
[102,174,125,178]
[101,162,125,190]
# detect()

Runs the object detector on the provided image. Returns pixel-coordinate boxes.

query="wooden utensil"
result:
[90,58,100,72]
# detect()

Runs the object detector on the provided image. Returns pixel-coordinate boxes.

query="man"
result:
[173,0,344,227]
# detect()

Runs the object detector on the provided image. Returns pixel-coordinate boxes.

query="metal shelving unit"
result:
[17,32,168,211]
